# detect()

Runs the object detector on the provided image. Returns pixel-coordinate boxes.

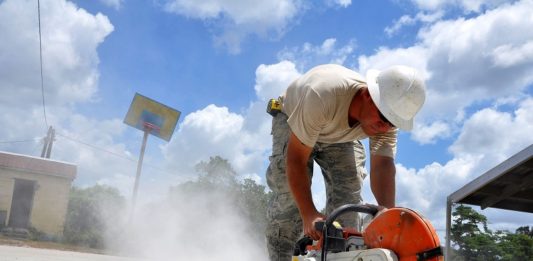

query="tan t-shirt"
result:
[280,64,397,158]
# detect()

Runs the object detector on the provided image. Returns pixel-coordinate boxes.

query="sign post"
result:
[124,93,180,221]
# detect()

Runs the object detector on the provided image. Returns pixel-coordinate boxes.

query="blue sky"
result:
[1,0,533,257]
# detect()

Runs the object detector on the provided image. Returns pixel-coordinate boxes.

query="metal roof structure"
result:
[445,144,533,259]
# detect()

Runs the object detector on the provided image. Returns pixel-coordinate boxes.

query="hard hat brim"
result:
[366,69,414,131]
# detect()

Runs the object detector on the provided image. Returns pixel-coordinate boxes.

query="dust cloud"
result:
[104,188,269,261]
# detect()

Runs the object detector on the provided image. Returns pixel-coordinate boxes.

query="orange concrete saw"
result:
[292,204,443,261]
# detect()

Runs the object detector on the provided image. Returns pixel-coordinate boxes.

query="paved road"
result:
[0,245,145,261]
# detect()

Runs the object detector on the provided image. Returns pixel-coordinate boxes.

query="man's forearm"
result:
[286,160,317,217]
[286,133,317,218]
[370,155,396,208]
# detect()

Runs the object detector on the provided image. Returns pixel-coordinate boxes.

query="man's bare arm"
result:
[286,133,325,240]
[370,154,396,208]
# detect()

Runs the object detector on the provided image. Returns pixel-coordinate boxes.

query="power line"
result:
[55,132,171,175]
[56,133,137,163]
[0,139,37,144]
[37,0,48,128]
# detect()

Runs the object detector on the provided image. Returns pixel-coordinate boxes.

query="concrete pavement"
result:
[0,245,145,261]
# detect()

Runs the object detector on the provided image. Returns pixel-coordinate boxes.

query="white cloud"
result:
[254,61,300,101]
[359,0,533,144]
[325,0,352,8]
[385,11,444,36]
[162,104,265,180]
[491,41,533,68]
[450,98,533,161]
[410,0,515,13]
[411,121,451,144]
[163,0,305,53]
[0,0,113,137]
[0,0,142,198]
[162,60,300,184]
[99,0,123,10]
[390,98,533,234]
[0,0,113,110]
[278,38,357,71]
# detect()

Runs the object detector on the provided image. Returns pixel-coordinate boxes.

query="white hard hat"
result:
[366,66,426,131]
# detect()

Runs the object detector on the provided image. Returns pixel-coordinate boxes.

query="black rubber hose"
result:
[321,204,380,261]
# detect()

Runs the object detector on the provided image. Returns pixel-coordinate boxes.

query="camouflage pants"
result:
[265,112,367,261]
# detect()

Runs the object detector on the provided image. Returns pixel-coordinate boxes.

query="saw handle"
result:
[324,204,379,229]
[315,204,380,231]
[320,204,380,261]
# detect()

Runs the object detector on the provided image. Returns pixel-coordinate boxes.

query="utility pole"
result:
[41,126,55,158]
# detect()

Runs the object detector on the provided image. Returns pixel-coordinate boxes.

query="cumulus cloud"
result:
[391,98,533,233]
[99,0,123,10]
[278,38,357,71]
[0,0,114,145]
[359,0,533,144]
[163,0,305,53]
[0,0,143,195]
[0,0,113,110]
[161,104,270,182]
[411,121,451,144]
[450,98,533,162]
[162,61,300,183]
[325,0,352,8]
[410,0,515,13]
[385,11,444,36]
[254,61,300,100]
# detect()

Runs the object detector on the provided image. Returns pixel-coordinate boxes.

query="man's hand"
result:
[302,211,326,240]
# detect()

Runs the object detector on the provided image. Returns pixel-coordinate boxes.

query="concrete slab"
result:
[0,245,145,261]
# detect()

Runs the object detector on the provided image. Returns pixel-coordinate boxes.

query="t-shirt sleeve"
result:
[286,88,327,148]
[369,128,398,158]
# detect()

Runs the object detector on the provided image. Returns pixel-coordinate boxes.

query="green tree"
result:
[63,184,126,249]
[515,226,533,237]
[497,227,533,261]
[237,178,272,241]
[195,155,238,186]
[451,205,500,260]
[451,205,533,261]
[169,156,271,242]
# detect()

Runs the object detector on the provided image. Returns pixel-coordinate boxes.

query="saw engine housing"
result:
[293,204,443,261]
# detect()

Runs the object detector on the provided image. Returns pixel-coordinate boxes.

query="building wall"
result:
[0,176,14,226]
[0,152,76,237]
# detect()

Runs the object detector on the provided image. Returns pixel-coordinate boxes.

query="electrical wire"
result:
[37,0,48,128]
[56,133,137,163]
[55,132,171,175]
[0,139,37,144]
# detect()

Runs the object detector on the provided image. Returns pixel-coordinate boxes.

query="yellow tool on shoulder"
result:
[267,98,282,116]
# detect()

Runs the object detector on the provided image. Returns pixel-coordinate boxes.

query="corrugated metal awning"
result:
[448,144,533,213]
[445,144,533,260]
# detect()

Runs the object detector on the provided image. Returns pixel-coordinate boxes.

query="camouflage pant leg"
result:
[265,112,313,261]
[313,140,367,229]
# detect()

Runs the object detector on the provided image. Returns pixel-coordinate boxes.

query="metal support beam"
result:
[130,128,149,221]
[445,199,452,260]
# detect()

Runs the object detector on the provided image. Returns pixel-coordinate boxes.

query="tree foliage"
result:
[63,184,126,249]
[170,156,271,243]
[451,204,533,260]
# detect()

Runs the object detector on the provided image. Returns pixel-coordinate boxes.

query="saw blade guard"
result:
[363,208,443,261]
